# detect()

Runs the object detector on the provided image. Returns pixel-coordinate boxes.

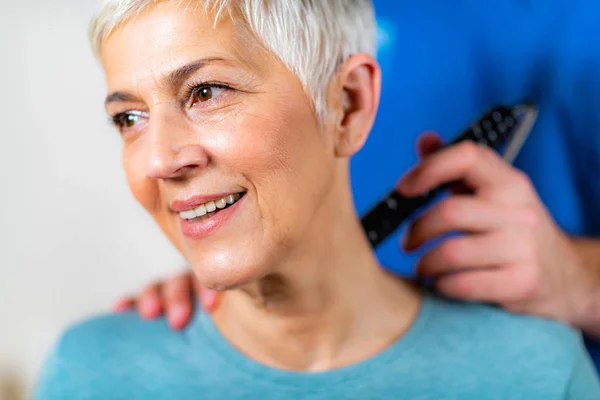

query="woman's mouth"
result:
[177,192,247,240]
[178,193,245,222]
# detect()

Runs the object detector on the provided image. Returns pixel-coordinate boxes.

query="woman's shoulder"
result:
[425,292,584,355]
[430,291,572,326]
[422,292,594,383]
[416,293,600,396]
[54,311,183,356]
[385,292,600,398]
[34,310,205,399]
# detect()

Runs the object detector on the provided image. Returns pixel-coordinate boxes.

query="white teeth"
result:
[205,201,217,212]
[179,193,244,220]
[181,210,197,220]
[194,204,207,217]
[215,198,227,209]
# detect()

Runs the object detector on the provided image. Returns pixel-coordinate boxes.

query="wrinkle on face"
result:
[101,1,342,291]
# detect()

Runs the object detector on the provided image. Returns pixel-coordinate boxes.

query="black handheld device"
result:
[360,101,539,248]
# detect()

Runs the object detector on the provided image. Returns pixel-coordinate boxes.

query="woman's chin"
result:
[190,258,266,292]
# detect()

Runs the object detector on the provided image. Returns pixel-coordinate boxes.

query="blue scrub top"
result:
[357,0,600,367]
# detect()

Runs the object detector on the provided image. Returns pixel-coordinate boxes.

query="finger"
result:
[417,231,529,278]
[435,264,538,304]
[398,141,517,198]
[112,297,135,312]
[163,274,194,330]
[138,282,163,320]
[403,197,527,251]
[196,277,220,312]
[416,131,444,158]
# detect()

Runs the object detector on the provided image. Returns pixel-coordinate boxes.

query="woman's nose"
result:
[144,118,210,180]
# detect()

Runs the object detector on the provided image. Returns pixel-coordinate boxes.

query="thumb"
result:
[416,131,444,159]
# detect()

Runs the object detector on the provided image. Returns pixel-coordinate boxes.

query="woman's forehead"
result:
[100,2,264,87]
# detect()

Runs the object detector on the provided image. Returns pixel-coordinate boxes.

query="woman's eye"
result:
[190,85,228,107]
[112,111,146,132]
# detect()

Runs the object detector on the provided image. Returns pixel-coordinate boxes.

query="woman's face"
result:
[101,3,343,290]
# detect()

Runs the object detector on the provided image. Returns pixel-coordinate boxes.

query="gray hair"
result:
[89,0,378,122]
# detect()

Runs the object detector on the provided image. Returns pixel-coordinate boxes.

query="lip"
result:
[171,192,244,212]
[179,194,246,240]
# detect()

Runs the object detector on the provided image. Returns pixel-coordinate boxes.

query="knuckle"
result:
[457,141,480,164]
[453,275,471,297]
[518,232,541,263]
[163,274,192,299]
[172,275,189,289]
[511,170,534,194]
[414,162,434,184]
[515,206,540,229]
[516,266,540,299]
[162,284,177,300]
[437,198,461,225]
[439,239,464,265]
[446,273,475,299]
[143,281,161,296]
[164,283,186,301]
[520,245,537,265]
[178,270,194,281]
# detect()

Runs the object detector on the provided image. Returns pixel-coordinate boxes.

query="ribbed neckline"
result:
[190,293,435,389]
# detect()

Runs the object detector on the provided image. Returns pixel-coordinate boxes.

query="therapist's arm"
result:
[397,133,600,340]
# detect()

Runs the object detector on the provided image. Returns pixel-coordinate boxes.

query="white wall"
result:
[0,1,185,398]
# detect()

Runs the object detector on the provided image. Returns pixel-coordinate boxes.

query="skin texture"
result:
[102,2,421,371]
[400,134,600,335]
[120,131,600,341]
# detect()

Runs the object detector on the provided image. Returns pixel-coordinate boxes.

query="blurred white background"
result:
[0,1,185,398]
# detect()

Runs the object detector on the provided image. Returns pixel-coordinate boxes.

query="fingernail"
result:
[201,290,219,312]
[205,290,222,312]
[172,305,187,319]
[140,298,159,319]
[168,305,187,329]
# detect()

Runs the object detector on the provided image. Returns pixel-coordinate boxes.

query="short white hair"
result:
[89,0,377,122]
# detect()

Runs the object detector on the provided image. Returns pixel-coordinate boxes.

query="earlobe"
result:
[334,54,381,158]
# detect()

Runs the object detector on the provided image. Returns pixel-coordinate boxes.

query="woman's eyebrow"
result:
[104,57,235,106]
[164,57,233,88]
[105,91,138,106]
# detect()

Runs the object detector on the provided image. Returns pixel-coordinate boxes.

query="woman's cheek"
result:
[209,108,298,180]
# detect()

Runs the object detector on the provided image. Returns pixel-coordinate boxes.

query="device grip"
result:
[361,104,519,248]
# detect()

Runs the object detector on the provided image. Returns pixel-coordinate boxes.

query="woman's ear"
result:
[332,54,381,157]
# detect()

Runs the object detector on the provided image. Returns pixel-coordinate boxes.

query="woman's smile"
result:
[99,2,343,290]
[174,191,247,240]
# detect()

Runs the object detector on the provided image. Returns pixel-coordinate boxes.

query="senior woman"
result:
[35,0,600,398]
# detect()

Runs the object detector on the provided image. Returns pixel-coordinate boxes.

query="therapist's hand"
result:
[115,131,599,333]
[113,272,219,330]
[400,132,596,328]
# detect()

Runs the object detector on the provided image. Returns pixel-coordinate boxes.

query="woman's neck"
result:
[211,181,422,371]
